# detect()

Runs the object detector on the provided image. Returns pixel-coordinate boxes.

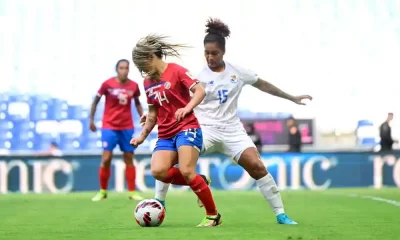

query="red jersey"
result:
[97,77,140,130]
[144,63,200,139]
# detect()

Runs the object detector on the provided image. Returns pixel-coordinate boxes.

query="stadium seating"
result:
[2,93,276,152]
[0,92,381,152]
[0,93,150,152]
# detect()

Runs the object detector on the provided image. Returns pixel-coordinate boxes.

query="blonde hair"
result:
[132,34,189,80]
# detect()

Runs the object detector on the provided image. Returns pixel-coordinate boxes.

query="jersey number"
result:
[117,93,128,105]
[218,89,228,104]
[155,91,169,106]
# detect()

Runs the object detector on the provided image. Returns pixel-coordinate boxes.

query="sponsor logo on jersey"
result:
[145,83,162,99]
[108,88,121,96]
[230,75,238,83]
[108,88,132,97]
[164,82,171,89]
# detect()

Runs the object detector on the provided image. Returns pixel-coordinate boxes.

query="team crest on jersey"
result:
[186,71,195,80]
[207,80,214,86]
[164,82,171,89]
[230,75,238,83]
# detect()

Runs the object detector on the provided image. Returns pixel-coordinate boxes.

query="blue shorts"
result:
[101,128,135,152]
[154,128,203,152]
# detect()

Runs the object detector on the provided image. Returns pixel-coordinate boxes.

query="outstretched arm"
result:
[252,78,295,102]
[252,78,312,105]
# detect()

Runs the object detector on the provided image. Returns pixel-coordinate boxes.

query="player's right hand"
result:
[89,120,97,132]
[130,136,145,148]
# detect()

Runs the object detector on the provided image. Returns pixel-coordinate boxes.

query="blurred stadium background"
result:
[2,1,400,239]
[1,0,399,155]
[1,0,400,192]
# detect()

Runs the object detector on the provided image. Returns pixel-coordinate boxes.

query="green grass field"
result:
[1,188,399,240]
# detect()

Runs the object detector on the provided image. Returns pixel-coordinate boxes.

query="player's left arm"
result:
[253,78,312,104]
[186,84,206,111]
[179,68,206,111]
[240,66,312,104]
[252,78,296,102]
[252,79,313,104]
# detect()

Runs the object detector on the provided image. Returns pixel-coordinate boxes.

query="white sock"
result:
[256,173,285,216]
[155,180,170,201]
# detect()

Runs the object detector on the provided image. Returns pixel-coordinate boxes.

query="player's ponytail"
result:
[204,18,231,51]
[132,34,189,79]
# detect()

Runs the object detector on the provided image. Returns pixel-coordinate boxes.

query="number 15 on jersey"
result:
[218,89,228,104]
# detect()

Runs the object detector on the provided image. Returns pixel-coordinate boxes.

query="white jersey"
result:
[194,62,259,126]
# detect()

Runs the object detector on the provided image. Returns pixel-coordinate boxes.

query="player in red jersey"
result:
[130,34,222,227]
[90,59,144,201]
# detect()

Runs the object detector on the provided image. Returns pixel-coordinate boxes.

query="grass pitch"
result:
[1,188,399,240]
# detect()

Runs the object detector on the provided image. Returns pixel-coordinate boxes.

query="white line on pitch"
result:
[347,194,400,207]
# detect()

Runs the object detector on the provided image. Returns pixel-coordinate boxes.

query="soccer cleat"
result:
[197,174,211,208]
[276,213,298,225]
[92,191,107,202]
[128,191,144,201]
[196,213,223,227]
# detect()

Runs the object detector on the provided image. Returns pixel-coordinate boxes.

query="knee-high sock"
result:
[99,167,111,191]
[256,173,285,216]
[125,166,136,191]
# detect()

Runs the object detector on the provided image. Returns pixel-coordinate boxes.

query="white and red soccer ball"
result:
[134,199,166,227]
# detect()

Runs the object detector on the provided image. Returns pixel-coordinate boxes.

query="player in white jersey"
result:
[148,18,312,225]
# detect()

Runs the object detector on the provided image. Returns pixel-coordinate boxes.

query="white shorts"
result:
[201,123,256,163]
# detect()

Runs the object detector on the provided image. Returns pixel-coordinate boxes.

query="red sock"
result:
[99,167,111,190]
[125,166,136,191]
[189,175,217,215]
[163,167,189,185]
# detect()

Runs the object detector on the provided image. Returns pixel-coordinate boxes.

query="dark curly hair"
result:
[203,18,231,51]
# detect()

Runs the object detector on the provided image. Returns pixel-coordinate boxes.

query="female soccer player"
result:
[152,18,313,225]
[90,59,144,201]
[129,34,222,227]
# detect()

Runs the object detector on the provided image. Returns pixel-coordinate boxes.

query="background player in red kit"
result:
[130,34,222,227]
[90,59,144,201]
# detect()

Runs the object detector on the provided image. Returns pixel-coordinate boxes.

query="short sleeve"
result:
[240,67,259,85]
[146,95,152,105]
[143,81,153,105]
[97,81,107,97]
[178,65,199,90]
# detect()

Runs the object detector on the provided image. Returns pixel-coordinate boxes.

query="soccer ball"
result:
[134,199,165,227]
